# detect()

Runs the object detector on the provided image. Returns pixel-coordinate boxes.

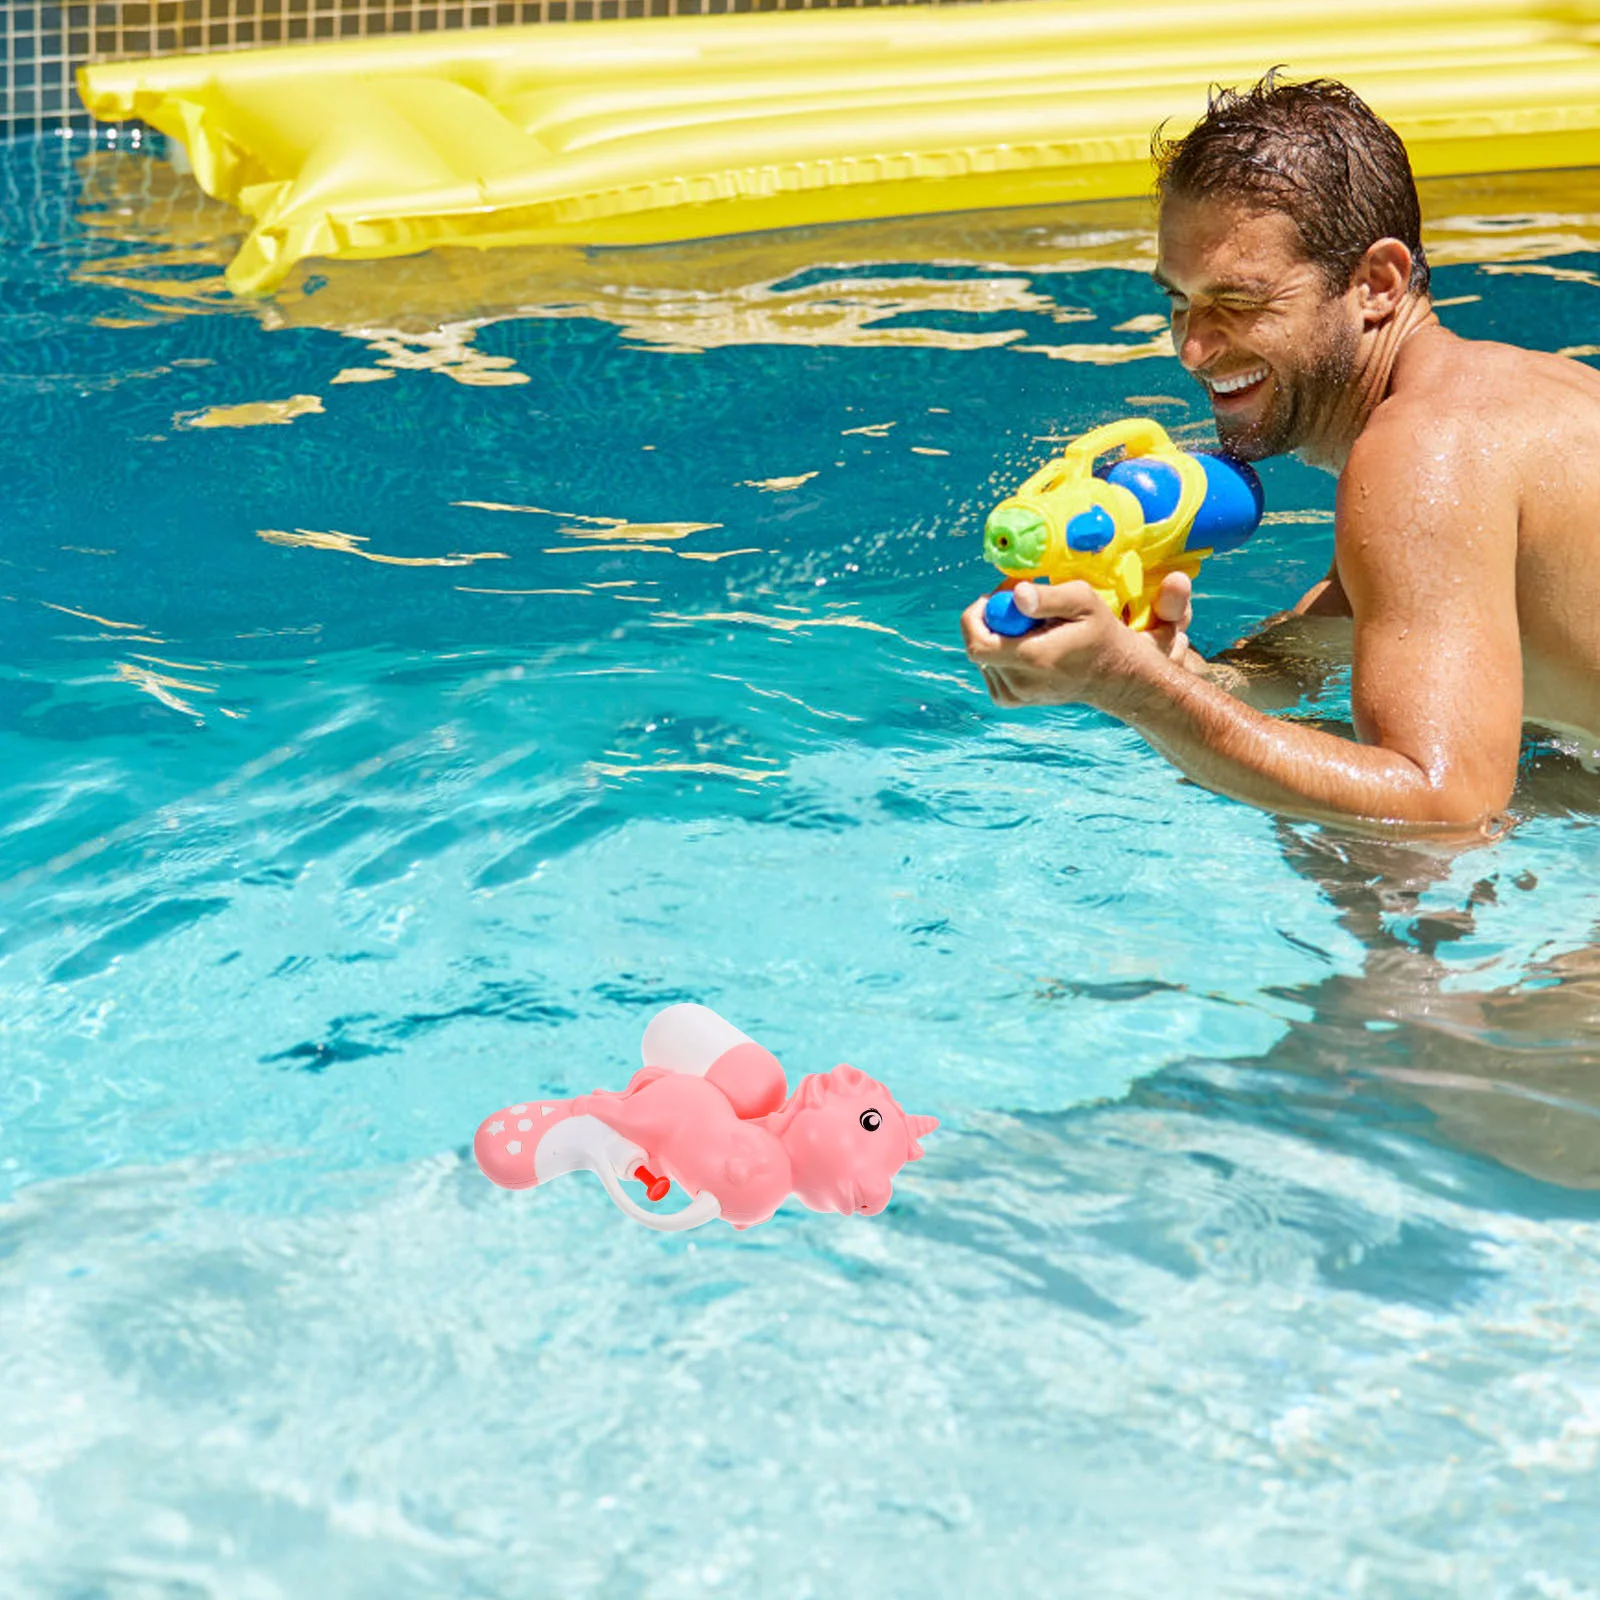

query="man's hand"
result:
[960,570,1198,709]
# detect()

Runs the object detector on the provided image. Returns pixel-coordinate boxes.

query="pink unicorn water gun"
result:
[473,1003,938,1231]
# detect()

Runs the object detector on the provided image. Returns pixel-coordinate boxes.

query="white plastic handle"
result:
[594,1161,723,1232]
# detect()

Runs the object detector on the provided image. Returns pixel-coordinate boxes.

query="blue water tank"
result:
[1188,453,1265,553]
[1099,452,1263,553]
[1102,457,1184,524]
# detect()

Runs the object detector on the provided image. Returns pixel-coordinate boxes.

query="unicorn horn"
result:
[905,1113,939,1157]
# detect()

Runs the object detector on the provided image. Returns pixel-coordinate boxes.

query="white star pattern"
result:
[488,1121,504,1135]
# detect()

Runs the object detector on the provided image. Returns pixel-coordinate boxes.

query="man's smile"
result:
[1204,363,1271,402]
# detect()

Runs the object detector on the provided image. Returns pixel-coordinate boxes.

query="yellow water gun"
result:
[982,418,1264,635]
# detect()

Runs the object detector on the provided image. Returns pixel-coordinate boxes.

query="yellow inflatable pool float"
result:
[79,0,1600,296]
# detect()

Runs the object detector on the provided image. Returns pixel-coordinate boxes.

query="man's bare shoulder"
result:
[1381,325,1600,443]
[1341,328,1600,534]
[1340,386,1496,505]
[1335,331,1533,585]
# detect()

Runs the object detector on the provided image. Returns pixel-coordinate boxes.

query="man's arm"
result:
[962,417,1524,829]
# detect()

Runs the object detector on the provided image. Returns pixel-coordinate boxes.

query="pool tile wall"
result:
[2,0,975,140]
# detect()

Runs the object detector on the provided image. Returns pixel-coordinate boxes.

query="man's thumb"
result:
[1153,570,1193,628]
[1013,579,1097,620]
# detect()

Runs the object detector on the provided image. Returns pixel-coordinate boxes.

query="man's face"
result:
[1154,192,1362,461]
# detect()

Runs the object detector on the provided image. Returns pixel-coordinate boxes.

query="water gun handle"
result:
[594,1161,723,1231]
[1043,417,1175,483]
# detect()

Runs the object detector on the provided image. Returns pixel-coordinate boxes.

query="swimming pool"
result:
[5,134,1600,1593]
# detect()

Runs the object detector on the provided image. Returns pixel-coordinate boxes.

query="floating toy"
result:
[981,417,1264,636]
[79,0,1600,294]
[474,1004,937,1232]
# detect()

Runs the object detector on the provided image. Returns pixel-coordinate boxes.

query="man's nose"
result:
[1177,306,1225,373]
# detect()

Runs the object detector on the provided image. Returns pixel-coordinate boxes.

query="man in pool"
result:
[961,74,1600,832]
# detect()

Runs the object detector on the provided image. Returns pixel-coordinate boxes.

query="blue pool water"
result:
[4,137,1600,1594]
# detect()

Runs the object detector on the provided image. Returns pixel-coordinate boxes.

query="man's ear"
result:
[1352,238,1414,322]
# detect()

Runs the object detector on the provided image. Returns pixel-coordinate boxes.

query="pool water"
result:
[5,137,1600,1595]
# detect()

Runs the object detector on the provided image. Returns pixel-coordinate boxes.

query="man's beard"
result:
[1213,320,1361,462]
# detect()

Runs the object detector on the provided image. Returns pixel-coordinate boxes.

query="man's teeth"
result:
[1208,366,1268,396]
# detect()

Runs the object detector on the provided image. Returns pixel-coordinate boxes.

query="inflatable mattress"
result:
[78,0,1600,294]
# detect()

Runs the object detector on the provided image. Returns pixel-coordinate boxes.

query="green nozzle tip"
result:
[983,505,1049,571]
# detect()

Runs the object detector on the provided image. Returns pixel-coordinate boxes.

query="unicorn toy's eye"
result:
[859,1109,882,1132]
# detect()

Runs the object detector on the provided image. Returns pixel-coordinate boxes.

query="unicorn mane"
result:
[767,1063,935,1161]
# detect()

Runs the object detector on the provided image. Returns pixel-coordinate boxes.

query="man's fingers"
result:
[980,666,1018,707]
[960,595,1000,658]
[1013,579,1101,622]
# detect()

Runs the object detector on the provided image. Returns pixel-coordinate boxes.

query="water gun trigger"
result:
[632,1163,672,1202]
[1114,549,1145,607]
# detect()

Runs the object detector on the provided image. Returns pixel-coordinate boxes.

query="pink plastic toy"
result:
[474,1004,937,1231]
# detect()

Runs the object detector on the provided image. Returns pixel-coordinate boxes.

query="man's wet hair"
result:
[1153,73,1430,297]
